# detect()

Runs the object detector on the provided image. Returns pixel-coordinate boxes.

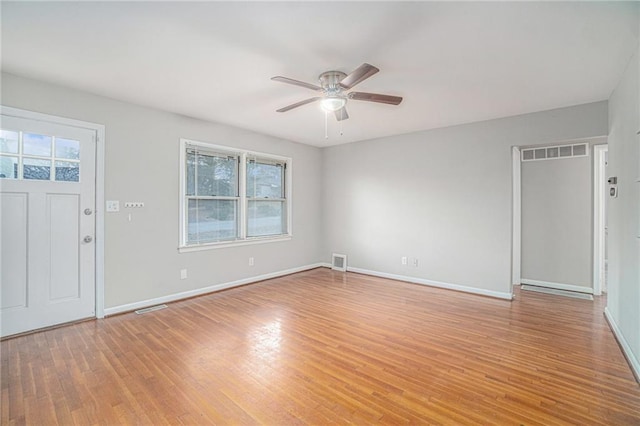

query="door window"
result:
[0,129,80,182]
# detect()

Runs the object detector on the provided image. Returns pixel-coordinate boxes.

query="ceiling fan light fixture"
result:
[321,96,346,112]
[273,63,401,119]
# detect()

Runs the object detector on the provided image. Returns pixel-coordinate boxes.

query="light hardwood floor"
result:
[2,268,639,425]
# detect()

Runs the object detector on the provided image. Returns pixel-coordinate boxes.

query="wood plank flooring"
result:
[2,268,639,425]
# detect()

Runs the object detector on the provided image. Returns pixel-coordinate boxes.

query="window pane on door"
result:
[0,130,19,154]
[55,161,80,182]
[23,158,51,180]
[55,138,80,159]
[246,161,283,198]
[187,199,237,243]
[247,200,285,237]
[0,156,18,179]
[23,133,52,157]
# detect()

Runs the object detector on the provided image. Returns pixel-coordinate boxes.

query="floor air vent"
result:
[135,304,168,314]
[332,253,347,272]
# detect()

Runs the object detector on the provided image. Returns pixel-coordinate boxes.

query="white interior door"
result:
[0,115,96,337]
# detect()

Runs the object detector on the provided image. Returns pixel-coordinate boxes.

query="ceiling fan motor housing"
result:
[319,71,347,95]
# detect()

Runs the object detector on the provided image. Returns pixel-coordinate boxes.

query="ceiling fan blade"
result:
[349,92,403,105]
[339,63,379,89]
[276,97,321,112]
[271,76,322,91]
[334,107,349,121]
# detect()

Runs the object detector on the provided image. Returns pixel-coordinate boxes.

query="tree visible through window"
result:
[186,150,239,243]
[0,130,80,182]
[246,159,286,237]
[182,140,290,247]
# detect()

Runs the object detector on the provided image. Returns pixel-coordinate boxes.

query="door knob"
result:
[84,208,93,215]
[83,235,93,243]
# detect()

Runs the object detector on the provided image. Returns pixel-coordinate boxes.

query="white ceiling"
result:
[1,2,638,147]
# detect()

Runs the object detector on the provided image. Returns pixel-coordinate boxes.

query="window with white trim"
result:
[180,139,291,249]
[246,156,287,237]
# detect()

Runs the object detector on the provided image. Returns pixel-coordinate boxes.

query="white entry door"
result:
[1,114,96,337]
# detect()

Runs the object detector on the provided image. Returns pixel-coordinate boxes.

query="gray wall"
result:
[521,147,596,289]
[0,72,618,312]
[1,73,324,309]
[322,102,608,296]
[607,33,640,371]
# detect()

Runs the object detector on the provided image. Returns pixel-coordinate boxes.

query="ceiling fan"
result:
[271,63,402,121]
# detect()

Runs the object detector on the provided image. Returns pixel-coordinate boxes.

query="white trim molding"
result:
[520,278,593,294]
[592,144,608,296]
[178,235,292,253]
[104,263,324,316]
[512,146,521,287]
[604,308,640,383]
[347,267,513,300]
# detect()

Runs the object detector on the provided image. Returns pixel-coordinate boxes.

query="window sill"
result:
[178,235,292,253]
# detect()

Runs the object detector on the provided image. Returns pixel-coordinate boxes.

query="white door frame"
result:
[513,137,606,298]
[511,146,521,290]
[592,144,608,296]
[1,105,105,318]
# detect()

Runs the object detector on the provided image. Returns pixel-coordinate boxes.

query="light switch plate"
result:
[106,200,120,212]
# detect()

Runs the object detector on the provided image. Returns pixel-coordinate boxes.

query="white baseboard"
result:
[604,307,640,383]
[520,278,593,294]
[104,263,326,316]
[346,266,513,300]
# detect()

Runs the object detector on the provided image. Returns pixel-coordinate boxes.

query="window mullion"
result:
[50,136,56,181]
[18,131,23,179]
[281,163,286,198]
[194,151,199,196]
[239,153,247,239]
[246,197,286,202]
[181,148,187,246]
[191,196,238,201]
[192,152,199,243]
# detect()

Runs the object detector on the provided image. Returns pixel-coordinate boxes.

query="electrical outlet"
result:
[249,257,254,266]
[180,269,188,280]
[401,256,407,265]
[411,258,419,267]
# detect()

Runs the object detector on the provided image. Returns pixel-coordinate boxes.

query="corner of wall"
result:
[605,9,640,382]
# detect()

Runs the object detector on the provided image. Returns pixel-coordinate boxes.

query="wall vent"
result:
[521,143,588,162]
[135,304,168,314]
[331,253,347,272]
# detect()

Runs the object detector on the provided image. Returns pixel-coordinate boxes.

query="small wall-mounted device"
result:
[608,176,618,198]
